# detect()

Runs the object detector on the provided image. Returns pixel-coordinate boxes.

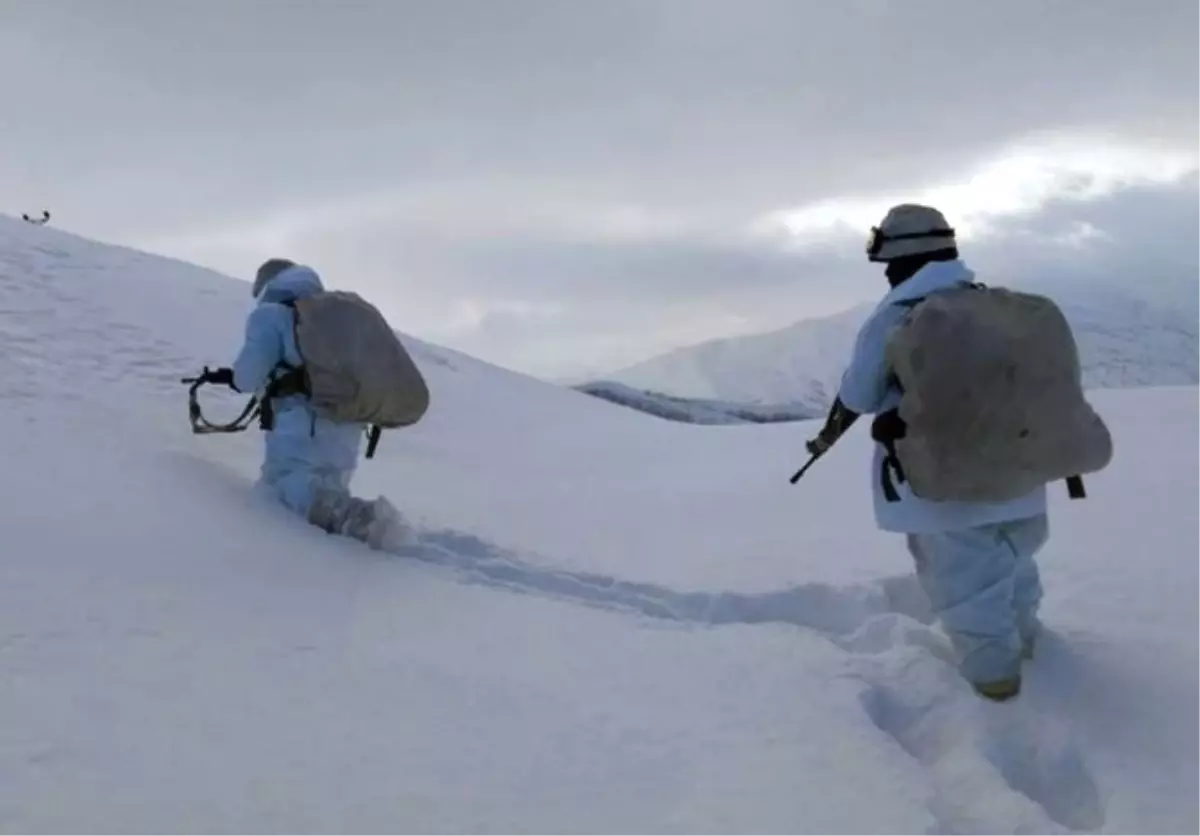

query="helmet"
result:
[865,204,957,262]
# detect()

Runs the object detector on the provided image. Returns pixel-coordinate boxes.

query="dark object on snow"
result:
[22,210,50,226]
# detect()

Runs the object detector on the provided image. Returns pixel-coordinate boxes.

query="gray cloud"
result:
[971,175,1200,305]
[1,0,1196,377]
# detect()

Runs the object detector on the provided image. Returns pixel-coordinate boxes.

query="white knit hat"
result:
[866,204,957,262]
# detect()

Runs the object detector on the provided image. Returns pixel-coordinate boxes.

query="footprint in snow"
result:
[404,528,937,642]
[399,527,1105,833]
[859,668,1105,834]
[979,706,1105,833]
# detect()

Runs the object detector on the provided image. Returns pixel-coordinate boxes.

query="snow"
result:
[575,380,817,424]
[604,282,1198,410]
[0,214,1196,833]
[605,303,872,412]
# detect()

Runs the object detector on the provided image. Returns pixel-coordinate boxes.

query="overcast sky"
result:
[2,0,1196,379]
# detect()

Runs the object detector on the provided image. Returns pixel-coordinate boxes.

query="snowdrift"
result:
[0,214,1196,833]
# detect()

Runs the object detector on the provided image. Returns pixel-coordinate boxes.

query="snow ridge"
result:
[574,380,818,424]
[603,282,1198,410]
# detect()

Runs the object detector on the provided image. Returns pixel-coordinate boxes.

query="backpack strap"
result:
[871,409,908,503]
[365,425,383,459]
[279,298,304,371]
[254,298,313,432]
[256,362,310,432]
[893,281,984,310]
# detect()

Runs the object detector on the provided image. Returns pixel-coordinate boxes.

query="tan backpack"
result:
[878,284,1113,503]
[270,291,430,456]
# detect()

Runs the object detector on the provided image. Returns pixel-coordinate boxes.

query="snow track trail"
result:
[397,528,1106,834]
[404,528,936,634]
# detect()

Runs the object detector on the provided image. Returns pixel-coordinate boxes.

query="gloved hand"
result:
[805,397,860,457]
[806,433,835,456]
[205,367,236,388]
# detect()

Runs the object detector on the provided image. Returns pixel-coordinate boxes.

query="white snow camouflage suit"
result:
[836,258,1049,687]
[230,263,407,550]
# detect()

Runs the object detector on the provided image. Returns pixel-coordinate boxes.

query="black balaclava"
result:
[884,248,959,288]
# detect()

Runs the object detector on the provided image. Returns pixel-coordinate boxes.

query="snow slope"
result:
[574,380,817,425]
[605,303,872,412]
[604,284,1199,410]
[0,215,1196,833]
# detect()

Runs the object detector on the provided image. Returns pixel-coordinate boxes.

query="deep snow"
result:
[0,215,1196,834]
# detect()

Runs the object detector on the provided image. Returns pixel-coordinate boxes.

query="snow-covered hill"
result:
[574,380,817,424]
[0,215,1196,833]
[604,281,1199,410]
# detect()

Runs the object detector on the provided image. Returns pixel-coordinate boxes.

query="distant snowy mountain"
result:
[602,281,1198,411]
